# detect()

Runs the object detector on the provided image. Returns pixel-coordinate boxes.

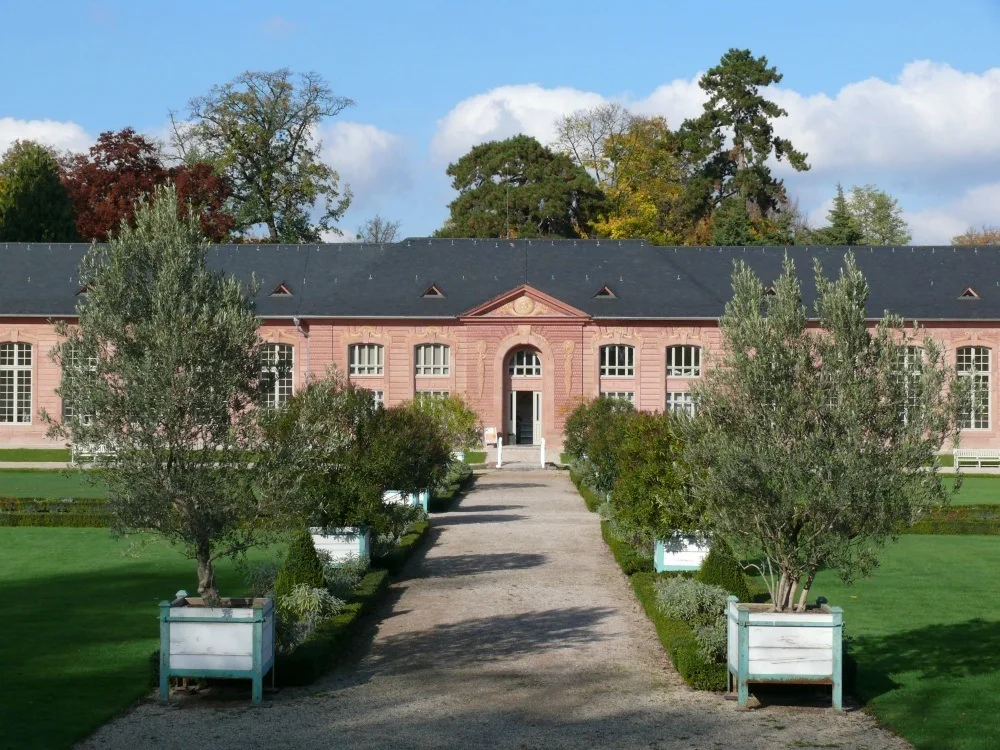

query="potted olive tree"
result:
[255,371,388,564]
[687,254,962,710]
[47,187,275,703]
[375,402,452,512]
[609,411,708,572]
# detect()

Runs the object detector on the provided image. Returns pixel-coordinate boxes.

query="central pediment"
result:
[461,284,590,320]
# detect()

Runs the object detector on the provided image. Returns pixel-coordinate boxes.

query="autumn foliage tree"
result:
[61,128,233,242]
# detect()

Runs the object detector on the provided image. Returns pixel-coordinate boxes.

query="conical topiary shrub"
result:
[274,529,326,599]
[695,539,755,603]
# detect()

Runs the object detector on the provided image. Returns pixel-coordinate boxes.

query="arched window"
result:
[261,343,294,409]
[666,345,701,377]
[508,348,542,377]
[415,343,450,376]
[0,342,32,424]
[600,345,634,377]
[349,343,384,376]
[957,346,990,430]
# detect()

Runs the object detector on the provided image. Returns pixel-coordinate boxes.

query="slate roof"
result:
[2,239,1000,321]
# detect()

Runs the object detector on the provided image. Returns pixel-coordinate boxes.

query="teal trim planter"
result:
[726,596,843,710]
[383,489,429,511]
[158,596,275,705]
[310,525,370,564]
[653,532,711,572]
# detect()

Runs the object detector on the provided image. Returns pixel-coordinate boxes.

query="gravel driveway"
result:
[79,470,909,750]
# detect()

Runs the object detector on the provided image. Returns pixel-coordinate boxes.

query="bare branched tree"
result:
[357,214,402,244]
[552,102,636,188]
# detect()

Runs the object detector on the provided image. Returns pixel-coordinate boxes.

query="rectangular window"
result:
[0,342,32,424]
[62,343,97,425]
[416,390,450,402]
[261,343,294,409]
[667,345,701,377]
[600,345,634,377]
[898,346,923,425]
[958,346,990,430]
[666,391,696,416]
[349,343,384,376]
[415,344,450,376]
[369,389,384,407]
[600,391,635,403]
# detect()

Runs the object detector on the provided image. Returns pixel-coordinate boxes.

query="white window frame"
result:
[0,342,32,424]
[415,343,450,377]
[600,345,635,377]
[666,391,696,416]
[600,391,635,404]
[898,346,923,425]
[349,343,384,376]
[368,389,384,407]
[261,343,294,409]
[957,346,990,430]
[62,343,97,425]
[666,345,701,377]
[508,349,542,377]
[416,390,450,402]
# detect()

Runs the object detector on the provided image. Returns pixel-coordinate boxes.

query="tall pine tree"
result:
[814,184,862,245]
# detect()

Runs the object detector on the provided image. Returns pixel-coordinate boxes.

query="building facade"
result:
[2,239,999,451]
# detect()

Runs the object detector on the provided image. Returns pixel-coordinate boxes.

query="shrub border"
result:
[570,467,726,691]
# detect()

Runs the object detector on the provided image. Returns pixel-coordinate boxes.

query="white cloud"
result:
[430,84,606,165]
[0,117,94,156]
[320,121,413,209]
[906,183,1000,244]
[769,62,1000,177]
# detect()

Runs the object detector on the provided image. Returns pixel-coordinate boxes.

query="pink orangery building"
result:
[1,239,998,451]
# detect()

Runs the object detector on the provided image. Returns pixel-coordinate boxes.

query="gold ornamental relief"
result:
[563,340,575,397]
[475,340,488,398]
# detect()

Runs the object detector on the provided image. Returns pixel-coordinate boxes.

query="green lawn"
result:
[948,475,1000,506]
[810,535,1000,750]
[463,451,487,465]
[0,470,106,499]
[0,528,278,750]
[0,448,72,462]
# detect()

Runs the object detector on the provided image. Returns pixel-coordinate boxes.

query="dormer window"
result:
[764,285,777,297]
[422,284,444,298]
[959,287,980,300]
[594,285,616,299]
[270,282,293,297]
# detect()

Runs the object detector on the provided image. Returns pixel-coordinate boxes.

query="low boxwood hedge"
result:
[905,504,1000,535]
[0,512,110,527]
[0,497,108,513]
[373,519,430,575]
[630,571,727,690]
[569,469,603,513]
[600,521,650,576]
[276,567,391,686]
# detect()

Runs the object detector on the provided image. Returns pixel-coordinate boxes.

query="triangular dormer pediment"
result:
[461,284,590,320]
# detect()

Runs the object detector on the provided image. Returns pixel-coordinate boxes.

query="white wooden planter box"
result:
[726,596,844,710]
[310,525,370,564]
[383,489,431,511]
[653,532,711,572]
[159,595,275,704]
[452,450,466,463]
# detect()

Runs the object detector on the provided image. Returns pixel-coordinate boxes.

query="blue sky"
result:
[2,0,999,242]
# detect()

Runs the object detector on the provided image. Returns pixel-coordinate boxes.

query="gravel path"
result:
[80,470,909,750]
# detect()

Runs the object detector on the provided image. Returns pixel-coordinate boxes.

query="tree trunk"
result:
[267,217,279,242]
[196,540,219,603]
[795,570,817,612]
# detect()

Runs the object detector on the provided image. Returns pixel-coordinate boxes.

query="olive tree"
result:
[408,394,481,454]
[46,186,265,602]
[687,254,963,612]
[563,396,635,494]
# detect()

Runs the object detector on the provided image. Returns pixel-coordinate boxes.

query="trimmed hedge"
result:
[905,504,1000,535]
[0,497,107,513]
[428,462,475,513]
[630,571,727,690]
[0,512,110,527]
[276,568,391,685]
[373,519,430,575]
[600,521,650,576]
[569,469,603,513]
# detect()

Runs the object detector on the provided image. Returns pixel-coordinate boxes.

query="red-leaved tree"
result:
[62,128,233,242]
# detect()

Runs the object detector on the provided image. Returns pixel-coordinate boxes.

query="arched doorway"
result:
[505,347,543,445]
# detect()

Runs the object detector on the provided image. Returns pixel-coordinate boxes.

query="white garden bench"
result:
[953,448,1000,468]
